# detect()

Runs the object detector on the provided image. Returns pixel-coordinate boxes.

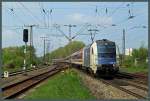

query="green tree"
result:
[132,45,148,61]
[2,46,40,72]
[123,43,148,70]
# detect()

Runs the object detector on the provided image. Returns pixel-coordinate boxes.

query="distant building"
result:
[125,48,133,56]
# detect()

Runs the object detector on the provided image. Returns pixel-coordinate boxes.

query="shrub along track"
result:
[2,64,67,99]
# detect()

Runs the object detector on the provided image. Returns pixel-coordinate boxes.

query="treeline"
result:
[123,44,148,69]
[46,41,85,63]
[2,41,85,72]
[2,46,40,72]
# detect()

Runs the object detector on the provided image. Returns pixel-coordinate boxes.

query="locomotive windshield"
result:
[97,44,116,58]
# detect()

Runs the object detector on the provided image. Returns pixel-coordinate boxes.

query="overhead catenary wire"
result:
[6,8,26,25]
[95,3,143,35]
[108,2,126,17]
[39,2,46,27]
[3,2,143,33]
[89,2,125,29]
[19,2,43,25]
[3,2,147,53]
[2,3,146,10]
[39,3,53,28]
[97,2,125,28]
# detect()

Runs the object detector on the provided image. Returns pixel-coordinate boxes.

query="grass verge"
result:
[120,66,148,73]
[25,69,95,99]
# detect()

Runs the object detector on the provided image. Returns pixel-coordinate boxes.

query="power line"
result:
[19,2,43,25]
[53,24,70,40]
[39,2,46,27]
[114,12,143,26]
[39,3,52,28]
[95,2,141,33]
[72,23,91,39]
[6,8,25,25]
[3,4,146,10]
[96,10,142,34]
[108,2,125,17]
[96,3,125,30]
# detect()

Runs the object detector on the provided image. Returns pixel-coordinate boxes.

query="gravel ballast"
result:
[74,69,137,99]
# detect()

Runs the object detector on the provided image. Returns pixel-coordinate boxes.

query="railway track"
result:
[120,79,148,91]
[100,78,147,99]
[1,65,49,78]
[99,72,148,99]
[100,72,148,99]
[116,72,148,85]
[73,65,148,99]
[2,65,62,99]
[117,71,148,79]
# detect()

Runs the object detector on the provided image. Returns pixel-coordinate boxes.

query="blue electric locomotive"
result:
[83,39,119,76]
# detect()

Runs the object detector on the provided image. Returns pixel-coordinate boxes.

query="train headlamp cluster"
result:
[113,64,117,67]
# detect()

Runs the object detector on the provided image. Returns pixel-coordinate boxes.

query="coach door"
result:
[91,47,95,67]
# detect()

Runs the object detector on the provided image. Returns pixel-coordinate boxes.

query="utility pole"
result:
[64,24,76,68]
[40,37,48,64]
[88,29,99,43]
[64,24,76,42]
[24,24,38,67]
[122,29,125,65]
[46,40,50,63]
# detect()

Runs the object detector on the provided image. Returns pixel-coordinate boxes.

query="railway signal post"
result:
[24,24,38,68]
[23,29,28,75]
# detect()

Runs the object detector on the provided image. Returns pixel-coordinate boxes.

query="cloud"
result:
[68,13,85,22]
[2,29,24,47]
[67,13,113,26]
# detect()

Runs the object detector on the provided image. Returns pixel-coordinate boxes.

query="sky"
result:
[2,2,148,57]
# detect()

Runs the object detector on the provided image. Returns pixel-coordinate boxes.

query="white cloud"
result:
[68,13,85,22]
[2,29,24,47]
[67,13,113,26]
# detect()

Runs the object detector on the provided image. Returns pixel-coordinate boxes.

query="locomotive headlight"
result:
[113,64,116,67]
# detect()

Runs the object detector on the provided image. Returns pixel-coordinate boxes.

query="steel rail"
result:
[1,65,49,77]
[99,78,146,99]
[71,64,147,99]
[2,66,61,99]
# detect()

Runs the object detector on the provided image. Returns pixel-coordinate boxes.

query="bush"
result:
[124,56,134,67]
[122,43,148,72]
[3,46,40,72]
[4,60,15,69]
